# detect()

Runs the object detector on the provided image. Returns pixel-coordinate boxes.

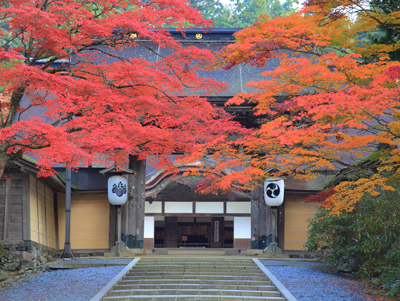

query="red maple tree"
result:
[0,0,245,177]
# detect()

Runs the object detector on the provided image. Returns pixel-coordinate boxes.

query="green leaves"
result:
[189,0,297,28]
[306,179,400,298]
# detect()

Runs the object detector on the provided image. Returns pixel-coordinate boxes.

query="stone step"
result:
[132,265,258,269]
[127,269,262,273]
[122,275,269,281]
[108,289,282,297]
[91,258,294,301]
[137,261,254,264]
[118,279,273,286]
[138,260,252,265]
[125,271,264,277]
[167,250,226,255]
[138,259,253,265]
[139,258,251,260]
[113,284,277,291]
[130,266,259,270]
[134,260,254,266]
[131,268,260,273]
[130,268,259,273]
[133,266,258,270]
[140,258,249,260]
[103,295,287,301]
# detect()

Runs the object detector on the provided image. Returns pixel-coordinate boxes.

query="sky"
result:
[219,0,304,8]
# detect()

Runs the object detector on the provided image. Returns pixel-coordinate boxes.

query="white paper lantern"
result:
[108,175,128,205]
[264,179,284,206]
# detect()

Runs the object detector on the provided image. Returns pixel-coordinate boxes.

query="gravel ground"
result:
[263,262,389,301]
[56,258,133,265]
[0,265,125,301]
[0,259,389,301]
[260,260,329,266]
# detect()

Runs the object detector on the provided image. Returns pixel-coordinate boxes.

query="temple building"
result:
[0,29,334,255]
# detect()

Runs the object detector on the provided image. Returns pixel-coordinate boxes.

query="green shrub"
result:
[306,180,400,298]
[0,243,6,258]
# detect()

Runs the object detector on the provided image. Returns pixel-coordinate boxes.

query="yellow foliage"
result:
[325,175,395,215]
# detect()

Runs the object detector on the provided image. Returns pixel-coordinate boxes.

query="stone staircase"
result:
[94,258,293,300]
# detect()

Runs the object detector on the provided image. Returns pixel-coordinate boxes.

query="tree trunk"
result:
[0,151,8,179]
[251,183,274,245]
[251,185,261,240]
[122,155,146,241]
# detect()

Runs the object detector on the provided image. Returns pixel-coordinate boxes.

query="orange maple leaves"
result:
[205,4,400,213]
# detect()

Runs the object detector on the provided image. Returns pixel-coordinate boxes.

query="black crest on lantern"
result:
[266,183,280,199]
[112,182,127,197]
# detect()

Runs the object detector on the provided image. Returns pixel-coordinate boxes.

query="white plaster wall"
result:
[226,202,251,214]
[234,217,251,239]
[164,202,193,213]
[195,202,224,214]
[144,216,155,238]
[145,201,162,213]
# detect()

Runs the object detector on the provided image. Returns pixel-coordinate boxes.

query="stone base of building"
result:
[233,239,251,249]
[144,238,154,249]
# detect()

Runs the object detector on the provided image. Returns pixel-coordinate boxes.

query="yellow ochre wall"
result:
[284,195,318,250]
[57,194,110,249]
[29,175,57,249]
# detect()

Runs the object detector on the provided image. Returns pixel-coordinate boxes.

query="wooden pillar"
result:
[164,216,177,248]
[265,203,274,242]
[122,155,146,241]
[108,204,117,249]
[278,202,285,250]
[251,183,274,246]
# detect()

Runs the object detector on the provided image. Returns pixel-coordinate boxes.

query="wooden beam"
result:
[151,195,250,202]
[285,190,319,196]
[146,213,251,217]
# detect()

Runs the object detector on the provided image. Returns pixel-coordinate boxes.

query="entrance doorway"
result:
[178,222,210,248]
[153,216,233,248]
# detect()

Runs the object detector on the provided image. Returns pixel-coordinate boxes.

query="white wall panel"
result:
[144,216,155,238]
[145,201,162,213]
[226,202,251,214]
[234,217,251,239]
[195,202,224,214]
[164,202,193,213]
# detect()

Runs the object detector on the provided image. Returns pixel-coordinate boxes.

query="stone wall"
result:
[0,240,56,284]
